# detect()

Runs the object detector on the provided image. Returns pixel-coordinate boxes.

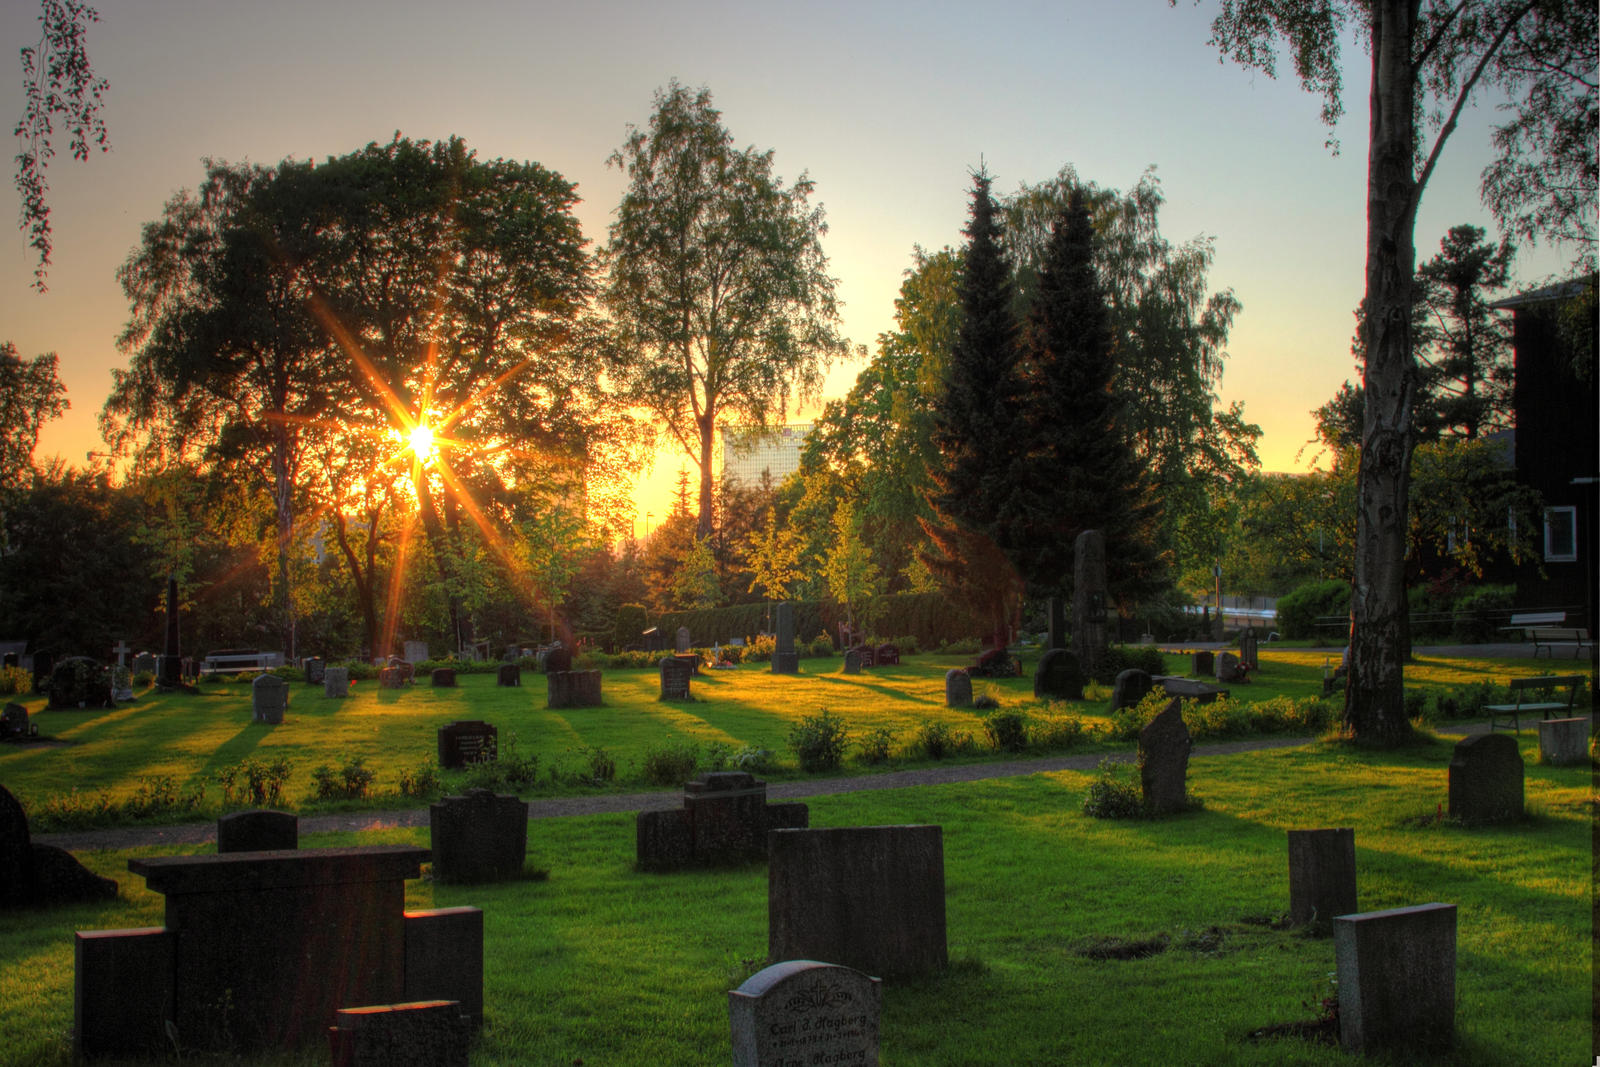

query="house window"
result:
[1543,506,1577,562]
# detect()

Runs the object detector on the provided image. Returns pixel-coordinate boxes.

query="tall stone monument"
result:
[157,574,184,691]
[772,603,799,674]
[1071,530,1108,681]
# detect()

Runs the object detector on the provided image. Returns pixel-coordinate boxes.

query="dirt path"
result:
[34,719,1519,854]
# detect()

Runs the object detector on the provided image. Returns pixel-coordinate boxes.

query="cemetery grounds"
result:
[0,648,1591,1064]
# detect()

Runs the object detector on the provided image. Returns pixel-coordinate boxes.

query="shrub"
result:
[397,760,441,798]
[641,741,700,786]
[1032,713,1092,749]
[744,634,776,664]
[733,745,777,773]
[1277,579,1350,640]
[0,665,31,696]
[586,746,617,783]
[938,638,981,655]
[807,633,835,658]
[312,758,375,800]
[703,741,732,771]
[912,720,957,760]
[889,634,921,655]
[1094,644,1166,685]
[1450,584,1514,643]
[613,603,648,651]
[789,709,849,773]
[215,757,292,807]
[982,710,1029,752]
[131,670,155,688]
[1082,758,1144,819]
[856,726,896,765]
[126,775,205,819]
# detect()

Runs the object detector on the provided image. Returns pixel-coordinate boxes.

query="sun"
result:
[408,420,437,467]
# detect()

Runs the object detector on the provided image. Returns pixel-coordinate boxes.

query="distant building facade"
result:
[721,424,811,490]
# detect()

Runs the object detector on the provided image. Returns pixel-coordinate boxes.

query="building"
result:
[720,424,811,491]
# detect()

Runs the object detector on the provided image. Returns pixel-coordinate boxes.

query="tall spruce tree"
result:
[918,170,1026,648]
[1004,188,1166,605]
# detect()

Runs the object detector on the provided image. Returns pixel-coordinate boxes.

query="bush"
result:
[215,757,292,807]
[789,709,849,773]
[126,775,205,819]
[733,745,777,774]
[586,746,617,783]
[912,720,958,760]
[312,758,375,800]
[1094,644,1166,685]
[613,603,648,652]
[641,741,700,786]
[938,637,982,655]
[1450,584,1514,643]
[807,632,835,658]
[1032,713,1093,749]
[856,726,896,766]
[397,760,441,798]
[983,710,1029,752]
[1277,579,1350,640]
[0,665,31,696]
[1082,758,1144,819]
[744,634,777,664]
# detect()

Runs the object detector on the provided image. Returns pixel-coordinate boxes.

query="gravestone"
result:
[74,927,175,1059]
[1447,734,1523,823]
[217,809,298,853]
[1157,676,1230,704]
[1537,718,1588,766]
[875,643,900,666]
[157,573,184,690]
[636,772,809,870]
[380,667,405,689]
[1046,596,1067,651]
[48,656,111,709]
[0,702,30,741]
[1110,668,1154,712]
[1239,630,1260,670]
[1033,648,1084,701]
[324,667,351,698]
[1334,902,1456,1054]
[945,668,973,708]
[404,640,430,665]
[430,788,528,883]
[547,669,602,709]
[437,720,498,768]
[729,960,881,1067]
[1071,529,1108,679]
[543,645,573,674]
[496,662,521,687]
[251,673,288,724]
[1192,649,1214,676]
[1287,828,1356,928]
[843,648,862,674]
[30,650,54,693]
[659,656,693,700]
[431,667,456,688]
[771,602,799,674]
[327,1000,470,1067]
[1138,697,1192,814]
[1,782,117,907]
[110,664,134,702]
[389,657,416,684]
[769,826,946,978]
[303,657,326,685]
[132,652,157,676]
[675,626,691,653]
[1216,650,1247,683]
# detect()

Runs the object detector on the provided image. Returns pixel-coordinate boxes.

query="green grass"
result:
[0,733,1589,1065]
[1,651,1582,831]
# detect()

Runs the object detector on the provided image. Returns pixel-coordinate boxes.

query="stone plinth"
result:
[1448,733,1523,823]
[403,907,484,1027]
[74,927,174,1059]
[328,1000,469,1067]
[217,809,298,853]
[637,772,808,870]
[1335,902,1456,1054]
[729,960,881,1067]
[547,669,602,708]
[1138,698,1192,814]
[1287,828,1356,928]
[1537,717,1588,766]
[429,789,527,883]
[768,825,946,978]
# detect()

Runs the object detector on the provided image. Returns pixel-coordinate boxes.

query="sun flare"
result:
[408,421,437,467]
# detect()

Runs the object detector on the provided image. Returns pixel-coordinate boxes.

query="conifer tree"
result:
[1005,188,1166,605]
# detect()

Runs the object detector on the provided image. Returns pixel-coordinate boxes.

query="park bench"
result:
[199,649,284,675]
[1485,674,1587,735]
[1529,627,1594,660]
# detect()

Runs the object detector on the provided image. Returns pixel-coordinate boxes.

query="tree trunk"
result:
[1345,0,1419,745]
[332,511,378,661]
[696,412,715,540]
[271,416,295,663]
[415,477,465,655]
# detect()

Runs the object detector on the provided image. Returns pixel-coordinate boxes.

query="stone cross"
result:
[111,640,130,667]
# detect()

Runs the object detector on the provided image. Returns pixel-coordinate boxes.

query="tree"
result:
[1413,224,1514,439]
[822,499,881,635]
[14,0,110,291]
[602,82,850,539]
[919,171,1027,648]
[744,505,803,605]
[672,536,722,611]
[0,342,68,488]
[1190,0,1598,744]
[1004,187,1166,606]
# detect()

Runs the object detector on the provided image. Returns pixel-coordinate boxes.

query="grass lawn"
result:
[0,650,1584,830]
[0,730,1590,1065]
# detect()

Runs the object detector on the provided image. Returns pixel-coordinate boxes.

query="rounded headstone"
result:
[944,668,973,708]
[323,666,350,698]
[1447,733,1524,822]
[251,673,288,724]
[1033,648,1084,701]
[843,648,862,675]
[1110,668,1154,712]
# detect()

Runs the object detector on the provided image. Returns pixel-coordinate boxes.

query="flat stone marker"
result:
[1447,733,1523,823]
[1110,668,1154,712]
[945,668,972,708]
[324,666,350,698]
[729,960,881,1067]
[1537,717,1588,766]
[1335,902,1456,1054]
[328,1000,470,1067]
[429,788,528,883]
[437,720,498,769]
[217,809,298,853]
[768,825,946,978]
[1287,828,1356,928]
[1139,697,1192,814]
[251,673,288,724]
[1033,647,1084,700]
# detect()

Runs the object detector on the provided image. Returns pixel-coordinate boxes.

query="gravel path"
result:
[33,719,1519,854]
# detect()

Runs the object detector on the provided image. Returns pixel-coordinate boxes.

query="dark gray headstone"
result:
[403,907,484,1027]
[768,825,946,978]
[74,928,175,1059]
[659,656,693,700]
[875,643,900,665]
[429,789,528,883]
[30,649,54,693]
[2,782,117,906]
[729,960,881,1067]
[437,721,498,769]
[1447,733,1523,823]
[544,645,573,673]
[1071,529,1108,679]
[1046,596,1067,651]
[636,772,808,870]
[404,640,430,665]
[1537,718,1587,766]
[1110,669,1154,712]
[945,668,972,708]
[250,673,287,724]
[675,626,691,653]
[548,669,602,708]
[1216,650,1246,683]
[843,648,862,674]
[1033,647,1084,701]
[132,651,157,676]
[1138,697,1192,814]
[1238,630,1260,670]
[0,702,29,741]
[324,666,350,698]
[380,666,404,689]
[217,809,298,853]
[496,662,521,687]
[1288,828,1356,928]
[0,782,35,906]
[302,657,325,685]
[1192,649,1214,676]
[772,602,798,674]
[431,667,456,688]
[1335,903,1456,1054]
[328,1000,470,1067]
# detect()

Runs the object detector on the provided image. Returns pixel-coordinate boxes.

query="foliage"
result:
[0,344,69,488]
[787,708,849,772]
[1092,644,1169,686]
[910,720,973,761]
[612,603,648,650]
[0,666,33,696]
[1082,758,1145,819]
[585,746,618,784]
[822,499,882,631]
[856,726,897,765]
[641,740,701,786]
[982,709,1030,752]
[807,633,835,658]
[602,81,848,537]
[743,506,804,604]
[1277,579,1351,640]
[14,0,110,290]
[671,535,722,611]
[214,757,292,808]
[311,758,375,801]
[396,760,441,799]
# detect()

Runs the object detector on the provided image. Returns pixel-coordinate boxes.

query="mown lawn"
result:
[0,731,1590,1065]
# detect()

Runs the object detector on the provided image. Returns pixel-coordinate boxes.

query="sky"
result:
[2,0,1574,523]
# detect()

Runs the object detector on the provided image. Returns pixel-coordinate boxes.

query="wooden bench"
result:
[1485,675,1586,734]
[1529,627,1594,659]
[199,649,285,675]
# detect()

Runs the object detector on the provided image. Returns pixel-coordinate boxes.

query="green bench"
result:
[1485,675,1587,735]
[1529,627,1594,659]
